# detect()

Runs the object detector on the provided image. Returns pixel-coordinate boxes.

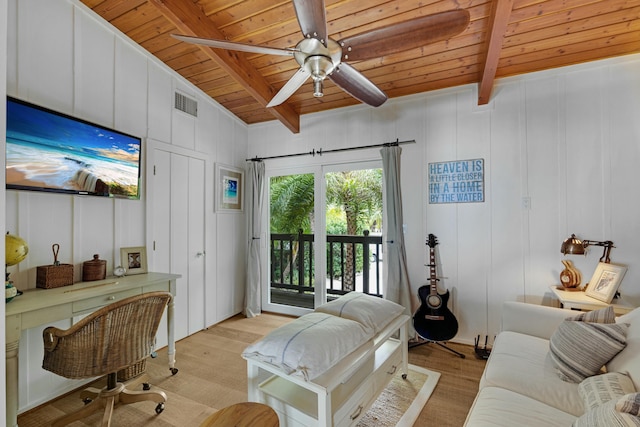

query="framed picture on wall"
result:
[585,262,627,303]
[215,163,244,213]
[120,246,148,275]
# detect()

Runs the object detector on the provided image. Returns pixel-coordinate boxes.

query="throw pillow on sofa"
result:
[616,393,640,416]
[550,307,629,383]
[573,393,640,427]
[570,305,615,324]
[578,372,637,409]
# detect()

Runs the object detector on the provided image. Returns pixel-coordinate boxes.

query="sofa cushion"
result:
[549,320,629,383]
[578,372,636,410]
[573,394,640,427]
[463,386,577,427]
[481,331,584,416]
[609,308,640,391]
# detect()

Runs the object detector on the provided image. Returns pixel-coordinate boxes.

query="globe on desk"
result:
[5,233,29,302]
[6,233,29,267]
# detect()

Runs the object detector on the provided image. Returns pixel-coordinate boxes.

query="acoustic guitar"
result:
[413,234,459,342]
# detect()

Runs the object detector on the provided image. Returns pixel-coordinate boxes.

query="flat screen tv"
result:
[5,96,141,199]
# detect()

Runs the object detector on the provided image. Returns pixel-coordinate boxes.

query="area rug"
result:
[356,364,440,427]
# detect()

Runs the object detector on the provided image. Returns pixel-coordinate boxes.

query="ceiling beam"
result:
[478,0,514,105]
[149,0,300,133]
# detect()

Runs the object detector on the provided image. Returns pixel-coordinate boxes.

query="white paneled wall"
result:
[4,0,248,412]
[4,0,639,416]
[248,53,640,345]
[1,0,8,420]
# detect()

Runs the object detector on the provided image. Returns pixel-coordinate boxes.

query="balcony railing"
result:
[270,230,383,303]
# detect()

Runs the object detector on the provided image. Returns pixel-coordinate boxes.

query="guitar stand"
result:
[409,337,466,359]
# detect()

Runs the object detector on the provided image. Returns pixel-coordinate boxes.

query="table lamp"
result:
[560,234,615,263]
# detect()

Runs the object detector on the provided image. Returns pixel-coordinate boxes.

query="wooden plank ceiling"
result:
[82,0,640,133]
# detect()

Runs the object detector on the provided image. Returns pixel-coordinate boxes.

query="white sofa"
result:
[464,301,640,426]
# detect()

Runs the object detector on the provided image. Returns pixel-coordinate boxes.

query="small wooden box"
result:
[36,264,74,289]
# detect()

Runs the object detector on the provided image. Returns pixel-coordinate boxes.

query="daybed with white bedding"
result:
[242,292,410,427]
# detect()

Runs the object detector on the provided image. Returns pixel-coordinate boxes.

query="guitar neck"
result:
[429,247,437,294]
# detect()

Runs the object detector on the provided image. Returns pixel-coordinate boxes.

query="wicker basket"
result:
[36,264,74,289]
[37,244,74,289]
[117,358,147,381]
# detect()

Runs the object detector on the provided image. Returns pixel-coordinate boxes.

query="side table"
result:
[549,285,635,315]
[200,402,279,427]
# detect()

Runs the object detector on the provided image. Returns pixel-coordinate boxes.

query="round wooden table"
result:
[200,402,279,427]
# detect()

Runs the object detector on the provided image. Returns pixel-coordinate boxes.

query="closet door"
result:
[187,156,206,334]
[150,146,206,340]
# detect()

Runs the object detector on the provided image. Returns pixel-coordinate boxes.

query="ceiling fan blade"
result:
[292,0,328,45]
[338,9,470,62]
[172,34,296,57]
[267,67,311,108]
[329,63,387,107]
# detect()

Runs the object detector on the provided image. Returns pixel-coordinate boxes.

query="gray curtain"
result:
[244,160,265,318]
[380,146,413,327]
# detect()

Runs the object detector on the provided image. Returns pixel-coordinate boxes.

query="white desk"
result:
[549,285,635,315]
[5,272,180,427]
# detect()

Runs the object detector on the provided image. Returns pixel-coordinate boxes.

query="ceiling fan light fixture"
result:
[313,79,323,98]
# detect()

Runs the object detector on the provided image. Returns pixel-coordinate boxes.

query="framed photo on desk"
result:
[120,246,148,275]
[585,262,627,303]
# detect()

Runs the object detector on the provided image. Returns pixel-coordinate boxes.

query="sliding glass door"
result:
[262,161,383,316]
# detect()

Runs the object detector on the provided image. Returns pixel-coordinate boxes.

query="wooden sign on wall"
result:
[428,159,484,204]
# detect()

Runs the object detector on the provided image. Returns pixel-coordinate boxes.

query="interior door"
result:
[150,144,206,340]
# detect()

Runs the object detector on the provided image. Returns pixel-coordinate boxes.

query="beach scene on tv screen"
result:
[6,100,140,198]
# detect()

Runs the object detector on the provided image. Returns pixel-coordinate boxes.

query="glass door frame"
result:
[261,160,383,316]
[261,165,321,317]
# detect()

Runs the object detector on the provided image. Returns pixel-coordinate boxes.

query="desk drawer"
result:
[73,288,140,313]
[142,282,170,293]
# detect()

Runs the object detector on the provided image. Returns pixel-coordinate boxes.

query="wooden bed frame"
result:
[244,314,409,427]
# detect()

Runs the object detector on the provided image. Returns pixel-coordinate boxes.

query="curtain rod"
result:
[246,139,416,162]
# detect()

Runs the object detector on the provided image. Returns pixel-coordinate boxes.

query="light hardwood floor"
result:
[18,312,486,426]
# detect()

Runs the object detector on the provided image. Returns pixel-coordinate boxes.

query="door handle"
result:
[196,252,206,258]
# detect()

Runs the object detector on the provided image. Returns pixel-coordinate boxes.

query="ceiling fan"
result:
[172,0,470,109]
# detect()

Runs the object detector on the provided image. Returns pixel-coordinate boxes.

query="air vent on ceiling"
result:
[174,92,198,117]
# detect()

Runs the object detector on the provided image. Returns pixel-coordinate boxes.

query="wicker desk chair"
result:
[42,291,172,427]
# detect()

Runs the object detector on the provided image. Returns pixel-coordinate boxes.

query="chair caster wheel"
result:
[170,367,179,375]
[83,398,92,405]
[143,383,151,391]
[155,403,165,414]
[402,374,407,379]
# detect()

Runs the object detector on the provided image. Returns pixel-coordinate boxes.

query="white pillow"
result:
[315,292,405,334]
[573,394,640,427]
[609,308,640,391]
[242,312,372,381]
[578,372,636,410]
